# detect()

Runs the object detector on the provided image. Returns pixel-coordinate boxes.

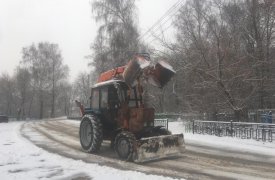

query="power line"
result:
[138,0,182,41]
[147,22,174,45]
[145,1,184,44]
[91,0,184,58]
[138,0,183,42]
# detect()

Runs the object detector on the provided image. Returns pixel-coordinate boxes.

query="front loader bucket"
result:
[148,60,176,88]
[133,134,185,163]
[123,56,150,87]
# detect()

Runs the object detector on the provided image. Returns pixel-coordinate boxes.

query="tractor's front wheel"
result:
[114,131,136,161]
[79,115,103,153]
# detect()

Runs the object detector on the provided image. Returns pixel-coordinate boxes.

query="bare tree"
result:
[73,72,91,106]
[56,82,73,116]
[0,74,16,116]
[90,0,140,75]
[46,43,69,118]
[153,0,275,121]
[243,0,275,109]
[15,67,31,119]
[21,42,68,119]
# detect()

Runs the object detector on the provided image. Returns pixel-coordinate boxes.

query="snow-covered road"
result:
[0,121,176,180]
[1,118,275,180]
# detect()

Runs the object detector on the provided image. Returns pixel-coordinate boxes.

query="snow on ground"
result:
[168,120,275,157]
[63,119,80,126]
[0,121,177,180]
[64,119,275,157]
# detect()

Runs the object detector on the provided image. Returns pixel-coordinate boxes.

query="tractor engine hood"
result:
[123,56,176,88]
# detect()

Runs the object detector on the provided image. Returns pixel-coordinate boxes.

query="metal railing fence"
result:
[185,120,275,142]
[154,118,168,129]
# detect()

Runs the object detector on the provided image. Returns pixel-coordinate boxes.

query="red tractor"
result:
[76,54,184,162]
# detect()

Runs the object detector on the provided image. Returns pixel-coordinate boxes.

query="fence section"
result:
[185,120,275,142]
[154,118,168,129]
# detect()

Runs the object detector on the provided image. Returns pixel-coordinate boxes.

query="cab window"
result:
[100,88,108,108]
[108,86,119,109]
[91,89,99,109]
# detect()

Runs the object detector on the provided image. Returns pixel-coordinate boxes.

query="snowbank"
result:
[169,121,275,157]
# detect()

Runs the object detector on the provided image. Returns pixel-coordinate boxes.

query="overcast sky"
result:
[0,0,178,81]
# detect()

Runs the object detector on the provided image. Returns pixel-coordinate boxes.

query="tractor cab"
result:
[89,80,127,112]
[88,79,155,137]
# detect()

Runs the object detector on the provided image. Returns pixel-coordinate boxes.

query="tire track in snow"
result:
[21,120,275,180]
[21,122,194,179]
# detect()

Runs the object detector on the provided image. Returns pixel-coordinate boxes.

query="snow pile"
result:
[0,122,177,180]
[169,121,275,157]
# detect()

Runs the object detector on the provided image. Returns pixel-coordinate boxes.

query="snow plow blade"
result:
[134,134,185,163]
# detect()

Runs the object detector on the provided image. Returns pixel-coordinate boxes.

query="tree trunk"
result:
[50,60,56,118]
[39,89,44,119]
[39,100,44,119]
[51,90,55,118]
[27,91,34,118]
[234,108,248,122]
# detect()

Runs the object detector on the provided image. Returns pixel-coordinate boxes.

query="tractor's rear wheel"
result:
[79,115,103,153]
[114,131,136,161]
